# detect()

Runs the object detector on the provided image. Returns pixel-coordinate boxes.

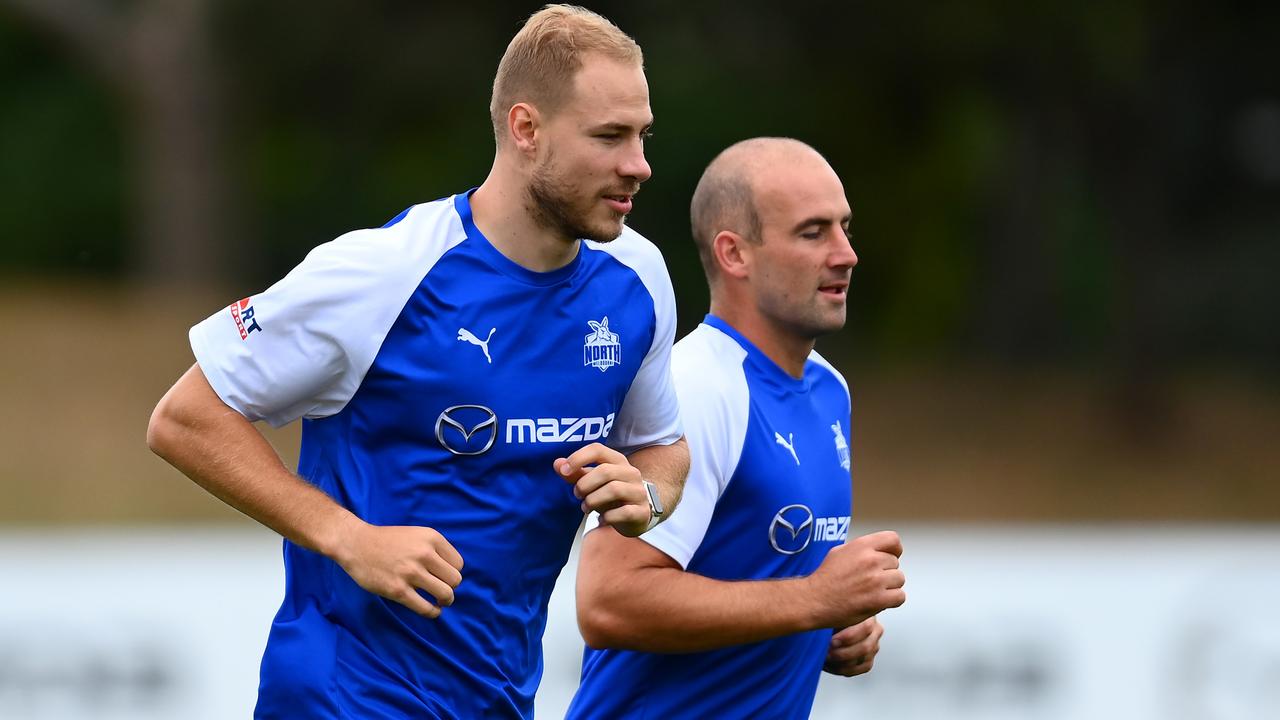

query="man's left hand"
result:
[556,443,652,537]
[824,616,883,676]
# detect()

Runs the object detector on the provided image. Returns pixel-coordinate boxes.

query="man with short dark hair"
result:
[147,6,688,718]
[568,137,904,719]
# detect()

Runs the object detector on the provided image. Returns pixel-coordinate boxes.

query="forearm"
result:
[577,530,831,653]
[589,569,821,653]
[626,436,689,517]
[147,365,360,558]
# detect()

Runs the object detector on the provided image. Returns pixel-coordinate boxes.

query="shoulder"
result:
[673,324,751,409]
[584,226,672,297]
[303,196,465,275]
[806,349,851,405]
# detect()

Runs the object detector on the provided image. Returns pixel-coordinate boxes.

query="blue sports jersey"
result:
[567,315,852,720]
[190,191,682,719]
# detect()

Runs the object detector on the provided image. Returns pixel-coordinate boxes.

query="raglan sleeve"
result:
[634,338,749,568]
[188,224,421,428]
[604,243,683,454]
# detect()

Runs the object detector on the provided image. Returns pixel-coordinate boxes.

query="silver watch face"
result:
[644,480,664,516]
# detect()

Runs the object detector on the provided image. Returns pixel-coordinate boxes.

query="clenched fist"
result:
[805,530,905,629]
[332,523,465,618]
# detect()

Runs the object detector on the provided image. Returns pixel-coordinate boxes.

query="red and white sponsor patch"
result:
[229,297,259,340]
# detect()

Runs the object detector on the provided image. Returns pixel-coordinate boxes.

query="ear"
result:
[508,103,539,157]
[712,230,752,280]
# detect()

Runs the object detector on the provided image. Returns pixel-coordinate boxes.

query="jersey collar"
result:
[702,314,813,393]
[454,189,583,286]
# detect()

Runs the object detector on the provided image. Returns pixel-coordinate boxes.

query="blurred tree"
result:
[1,0,234,283]
[0,0,1276,375]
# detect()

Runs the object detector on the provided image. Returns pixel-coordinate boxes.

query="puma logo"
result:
[775,431,799,465]
[457,327,496,364]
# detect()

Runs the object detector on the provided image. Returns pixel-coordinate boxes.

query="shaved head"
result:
[689,137,830,284]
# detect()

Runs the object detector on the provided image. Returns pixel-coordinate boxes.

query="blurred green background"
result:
[1,0,1277,525]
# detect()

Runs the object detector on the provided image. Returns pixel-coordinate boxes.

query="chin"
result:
[582,217,626,243]
[810,311,847,336]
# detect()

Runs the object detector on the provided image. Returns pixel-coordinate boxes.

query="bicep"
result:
[152,363,242,433]
[577,526,681,597]
[148,363,274,471]
[627,437,689,492]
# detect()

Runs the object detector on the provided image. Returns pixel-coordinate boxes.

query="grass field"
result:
[3,278,1278,524]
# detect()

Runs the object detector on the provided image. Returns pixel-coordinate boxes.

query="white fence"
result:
[2,525,1277,719]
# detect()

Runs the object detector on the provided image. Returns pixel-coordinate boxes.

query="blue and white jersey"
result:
[568,314,852,720]
[189,191,682,719]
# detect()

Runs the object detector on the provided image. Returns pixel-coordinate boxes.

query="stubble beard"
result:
[802,295,848,337]
[527,158,625,244]
[760,282,847,342]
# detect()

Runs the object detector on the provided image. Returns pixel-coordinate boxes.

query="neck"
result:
[709,296,814,379]
[469,160,579,272]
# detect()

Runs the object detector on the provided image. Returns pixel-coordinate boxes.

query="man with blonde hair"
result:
[569,138,905,718]
[147,5,687,718]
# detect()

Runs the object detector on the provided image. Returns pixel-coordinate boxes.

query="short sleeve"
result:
[189,200,463,427]
[636,326,750,568]
[590,230,683,453]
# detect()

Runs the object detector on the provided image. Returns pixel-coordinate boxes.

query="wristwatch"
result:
[642,480,665,532]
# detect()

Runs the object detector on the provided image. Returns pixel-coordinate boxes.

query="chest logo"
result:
[832,420,851,470]
[769,504,814,555]
[583,317,621,372]
[775,431,800,465]
[435,404,498,456]
[457,326,496,364]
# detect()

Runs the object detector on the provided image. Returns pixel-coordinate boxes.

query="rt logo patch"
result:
[230,297,262,340]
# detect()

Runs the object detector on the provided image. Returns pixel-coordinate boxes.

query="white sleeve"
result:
[189,200,462,427]
[636,328,750,568]
[591,230,683,453]
[808,350,851,414]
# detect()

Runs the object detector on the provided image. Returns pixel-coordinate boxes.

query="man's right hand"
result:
[805,530,905,628]
[332,522,465,618]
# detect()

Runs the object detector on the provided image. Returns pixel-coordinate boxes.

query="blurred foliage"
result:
[1,1,1277,368]
[0,18,125,273]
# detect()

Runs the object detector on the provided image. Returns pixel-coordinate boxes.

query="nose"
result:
[830,228,858,269]
[620,140,652,184]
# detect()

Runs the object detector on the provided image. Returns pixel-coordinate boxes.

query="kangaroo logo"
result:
[583,317,621,372]
[775,431,799,465]
[457,327,496,364]
[832,420,851,470]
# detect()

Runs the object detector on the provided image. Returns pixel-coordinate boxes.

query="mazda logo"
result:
[435,405,498,456]
[769,504,814,555]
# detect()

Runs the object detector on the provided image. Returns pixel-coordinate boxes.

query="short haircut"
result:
[690,138,823,285]
[689,154,763,286]
[490,5,643,143]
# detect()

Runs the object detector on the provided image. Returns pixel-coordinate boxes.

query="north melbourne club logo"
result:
[583,317,621,372]
[229,297,262,340]
[832,420,851,470]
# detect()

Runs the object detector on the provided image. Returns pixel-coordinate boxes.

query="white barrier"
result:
[1,525,1277,719]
